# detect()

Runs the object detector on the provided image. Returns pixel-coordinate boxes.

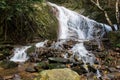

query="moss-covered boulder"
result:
[35,68,80,80]
[0,61,18,69]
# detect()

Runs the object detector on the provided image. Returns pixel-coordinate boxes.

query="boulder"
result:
[25,66,37,73]
[0,61,18,69]
[48,57,69,63]
[36,68,80,80]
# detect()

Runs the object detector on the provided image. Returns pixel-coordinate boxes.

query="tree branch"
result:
[116,0,120,29]
[90,0,114,30]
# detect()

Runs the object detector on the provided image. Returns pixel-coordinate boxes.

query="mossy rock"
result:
[26,45,35,54]
[35,68,81,80]
[36,62,66,70]
[0,61,18,69]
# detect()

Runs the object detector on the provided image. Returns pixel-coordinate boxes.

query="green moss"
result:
[27,45,35,54]
[0,61,18,69]
[108,31,120,47]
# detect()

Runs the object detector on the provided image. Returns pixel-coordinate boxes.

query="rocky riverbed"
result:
[0,40,120,80]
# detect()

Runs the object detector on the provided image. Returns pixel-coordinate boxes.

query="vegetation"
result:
[0,0,57,44]
[0,0,119,44]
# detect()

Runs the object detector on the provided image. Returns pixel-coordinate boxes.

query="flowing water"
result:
[47,2,112,63]
[10,2,115,78]
[10,46,31,62]
[10,40,48,62]
[47,2,115,78]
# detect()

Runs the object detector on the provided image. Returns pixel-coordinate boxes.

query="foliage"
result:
[0,0,57,44]
[116,43,120,48]
[48,0,120,25]
[108,31,120,48]
[34,2,58,40]
[0,0,119,44]
[0,0,41,43]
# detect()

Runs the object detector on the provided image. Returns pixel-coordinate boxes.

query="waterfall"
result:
[47,2,115,78]
[47,2,113,41]
[10,46,31,62]
[47,2,111,64]
[10,40,48,62]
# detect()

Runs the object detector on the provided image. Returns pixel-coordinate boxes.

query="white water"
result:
[10,46,31,62]
[47,2,115,78]
[47,2,110,64]
[10,40,48,62]
[47,2,113,41]
[35,40,48,48]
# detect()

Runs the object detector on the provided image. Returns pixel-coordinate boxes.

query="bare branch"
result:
[90,0,113,28]
[96,0,99,5]
[116,0,120,29]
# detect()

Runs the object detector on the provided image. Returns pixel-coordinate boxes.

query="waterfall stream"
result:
[47,2,113,64]
[10,46,31,62]
[10,2,115,78]
[47,2,115,78]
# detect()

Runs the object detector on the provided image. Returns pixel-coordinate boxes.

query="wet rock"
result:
[13,74,21,80]
[36,61,49,70]
[88,65,97,73]
[34,48,67,60]
[36,68,80,80]
[107,67,118,72]
[0,75,4,80]
[48,57,69,63]
[25,66,37,73]
[107,72,120,79]
[85,72,97,80]
[63,40,78,49]
[27,45,35,54]
[72,66,88,75]
[84,41,98,51]
[3,75,13,80]
[116,65,120,69]
[46,40,53,47]
[47,63,66,69]
[0,61,18,69]
[36,61,66,70]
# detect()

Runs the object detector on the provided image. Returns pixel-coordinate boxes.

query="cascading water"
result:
[10,40,48,62]
[10,46,31,62]
[47,2,115,78]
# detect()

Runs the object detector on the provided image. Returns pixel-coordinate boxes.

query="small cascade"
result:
[70,43,95,65]
[10,46,31,62]
[35,40,48,48]
[10,40,48,62]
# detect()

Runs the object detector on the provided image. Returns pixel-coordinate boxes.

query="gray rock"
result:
[13,74,21,80]
[108,67,118,72]
[48,57,69,63]
[116,65,120,69]
[25,66,37,73]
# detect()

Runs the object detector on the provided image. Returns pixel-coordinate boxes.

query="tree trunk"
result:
[116,0,120,30]
[90,0,115,31]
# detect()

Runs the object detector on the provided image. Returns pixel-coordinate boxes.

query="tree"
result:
[0,0,57,44]
[116,0,120,29]
[90,0,120,30]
